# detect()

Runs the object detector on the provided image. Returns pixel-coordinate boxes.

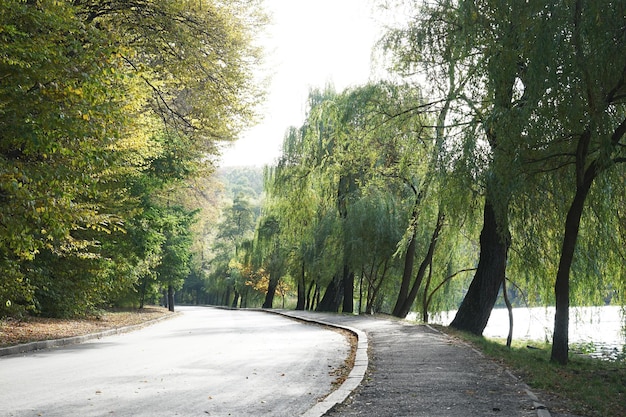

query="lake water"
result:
[413,306,626,360]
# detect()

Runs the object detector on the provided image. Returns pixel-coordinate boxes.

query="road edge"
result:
[0,312,177,357]
[259,309,368,417]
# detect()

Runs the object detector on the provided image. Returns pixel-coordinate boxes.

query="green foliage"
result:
[154,206,196,289]
[252,81,446,312]
[0,0,265,317]
[218,166,265,201]
[196,189,262,307]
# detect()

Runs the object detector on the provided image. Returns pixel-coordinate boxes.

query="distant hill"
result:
[217,166,265,202]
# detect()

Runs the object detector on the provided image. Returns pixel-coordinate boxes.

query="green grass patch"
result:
[435,325,626,417]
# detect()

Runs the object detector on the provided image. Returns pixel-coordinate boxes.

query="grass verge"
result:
[435,325,625,417]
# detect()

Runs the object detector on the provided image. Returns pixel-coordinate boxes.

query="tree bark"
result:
[503,278,513,348]
[342,266,354,313]
[392,227,417,317]
[316,275,343,312]
[231,291,239,308]
[450,199,509,335]
[551,180,592,364]
[395,211,444,318]
[392,188,425,317]
[262,273,279,308]
[422,263,433,323]
[167,285,175,312]
[296,262,306,310]
[305,280,315,310]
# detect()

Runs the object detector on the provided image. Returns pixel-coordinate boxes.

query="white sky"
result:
[219,0,383,167]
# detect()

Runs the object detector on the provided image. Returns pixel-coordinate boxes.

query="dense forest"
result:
[2,0,625,366]
[0,0,265,316]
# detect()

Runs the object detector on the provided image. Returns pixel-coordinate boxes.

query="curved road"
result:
[0,307,350,417]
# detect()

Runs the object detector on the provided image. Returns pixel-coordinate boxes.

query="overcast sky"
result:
[219,0,382,167]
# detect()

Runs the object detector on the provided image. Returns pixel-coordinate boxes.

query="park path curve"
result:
[275,310,555,417]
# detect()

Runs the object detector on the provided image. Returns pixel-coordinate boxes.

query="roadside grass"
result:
[435,325,626,417]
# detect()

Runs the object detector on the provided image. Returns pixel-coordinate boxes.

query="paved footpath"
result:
[274,310,553,417]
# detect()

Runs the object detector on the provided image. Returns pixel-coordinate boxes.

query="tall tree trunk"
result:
[305,280,315,310]
[231,291,240,308]
[502,278,513,348]
[312,283,321,311]
[422,263,433,323]
[392,227,417,317]
[551,180,592,364]
[392,187,425,317]
[262,273,279,308]
[316,275,343,312]
[342,265,354,313]
[296,262,306,310]
[358,270,365,314]
[167,285,175,312]
[396,211,444,318]
[450,198,509,335]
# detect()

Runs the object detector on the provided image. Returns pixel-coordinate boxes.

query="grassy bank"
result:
[436,325,625,417]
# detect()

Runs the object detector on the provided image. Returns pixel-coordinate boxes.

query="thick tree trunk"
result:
[450,199,509,335]
[342,266,354,313]
[551,183,591,364]
[311,282,320,310]
[231,291,239,308]
[392,189,425,317]
[262,273,279,308]
[316,275,343,312]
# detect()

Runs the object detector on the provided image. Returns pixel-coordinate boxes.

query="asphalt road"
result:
[0,306,350,417]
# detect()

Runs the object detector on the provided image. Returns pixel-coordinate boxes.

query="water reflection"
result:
[424,306,626,360]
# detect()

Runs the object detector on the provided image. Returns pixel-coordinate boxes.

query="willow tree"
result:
[461,0,626,364]
[216,195,257,306]
[507,0,626,364]
[318,82,441,318]
[264,135,334,310]
[383,0,626,363]
[346,189,405,314]
[263,104,345,311]
[380,0,531,332]
[265,86,357,313]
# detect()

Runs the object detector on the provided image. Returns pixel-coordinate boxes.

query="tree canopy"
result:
[0,0,265,316]
[198,0,626,367]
